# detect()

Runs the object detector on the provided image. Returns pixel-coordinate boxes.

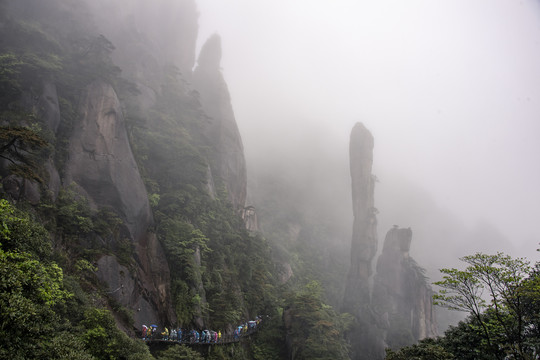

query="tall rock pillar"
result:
[343,122,378,309]
[342,122,384,360]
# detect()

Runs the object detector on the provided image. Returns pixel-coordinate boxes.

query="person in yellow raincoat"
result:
[161,327,169,340]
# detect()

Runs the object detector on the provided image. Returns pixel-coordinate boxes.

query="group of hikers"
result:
[141,316,262,344]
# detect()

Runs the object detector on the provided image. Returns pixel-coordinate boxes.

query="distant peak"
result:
[197,33,222,69]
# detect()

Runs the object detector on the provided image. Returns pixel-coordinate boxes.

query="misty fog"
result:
[195,0,540,274]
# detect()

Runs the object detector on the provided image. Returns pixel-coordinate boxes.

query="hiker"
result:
[161,327,169,340]
[141,325,147,340]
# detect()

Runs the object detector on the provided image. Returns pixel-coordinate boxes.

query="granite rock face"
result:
[65,80,175,327]
[192,35,247,210]
[65,80,151,242]
[372,227,438,346]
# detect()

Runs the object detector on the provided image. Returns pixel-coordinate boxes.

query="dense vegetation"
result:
[0,199,153,359]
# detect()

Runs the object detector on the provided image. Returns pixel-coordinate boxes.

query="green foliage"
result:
[384,338,453,360]
[92,207,123,237]
[0,198,51,257]
[251,314,288,360]
[0,125,49,183]
[0,199,73,359]
[40,332,95,360]
[520,262,540,355]
[155,345,204,360]
[81,307,153,360]
[0,249,69,357]
[438,314,504,360]
[55,186,93,236]
[434,252,536,359]
[285,281,350,360]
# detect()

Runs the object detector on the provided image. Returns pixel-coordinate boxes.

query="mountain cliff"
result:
[0,1,272,357]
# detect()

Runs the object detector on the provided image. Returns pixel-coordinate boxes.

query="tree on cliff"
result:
[433,252,539,359]
[384,251,539,360]
[0,126,48,182]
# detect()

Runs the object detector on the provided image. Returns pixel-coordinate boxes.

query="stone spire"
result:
[343,122,378,310]
[192,34,247,210]
[342,123,385,360]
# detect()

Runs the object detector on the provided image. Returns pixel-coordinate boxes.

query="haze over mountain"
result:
[196,0,540,268]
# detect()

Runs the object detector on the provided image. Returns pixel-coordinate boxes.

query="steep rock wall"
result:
[192,35,247,209]
[65,80,175,327]
[65,80,151,240]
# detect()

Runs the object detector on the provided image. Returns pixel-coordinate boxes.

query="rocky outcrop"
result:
[343,122,378,310]
[192,35,247,210]
[65,80,175,327]
[372,227,437,347]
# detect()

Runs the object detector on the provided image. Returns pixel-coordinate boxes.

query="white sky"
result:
[195,0,540,260]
